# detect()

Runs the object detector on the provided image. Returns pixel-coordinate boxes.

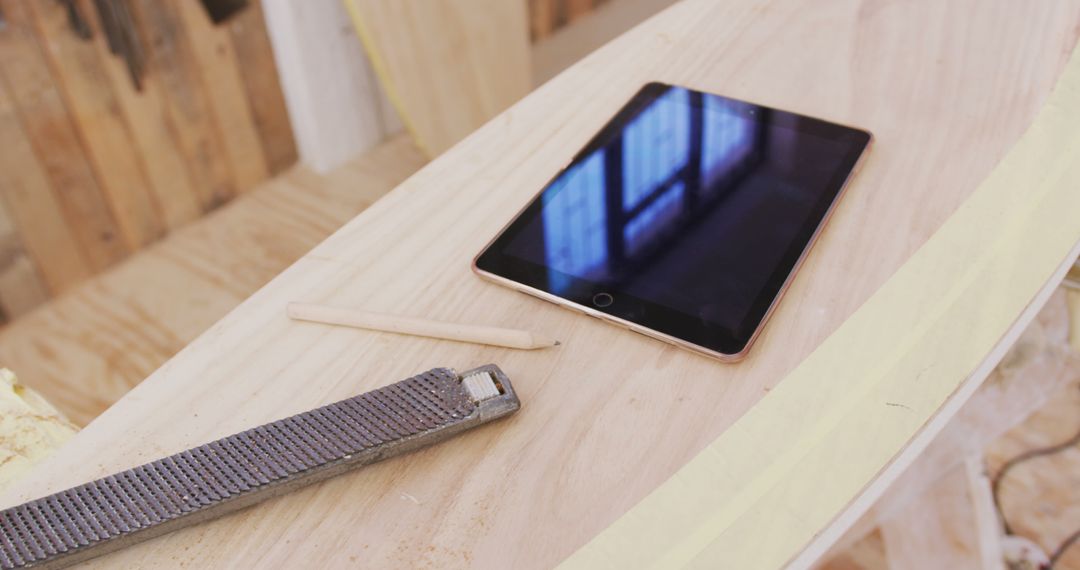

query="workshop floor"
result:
[0,135,426,425]
[821,368,1080,569]
[987,377,1080,569]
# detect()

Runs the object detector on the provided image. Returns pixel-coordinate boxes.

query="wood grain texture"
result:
[26,0,165,249]
[0,136,425,426]
[0,0,296,314]
[0,78,89,296]
[4,1,1079,568]
[131,0,235,210]
[227,0,298,175]
[0,0,128,274]
[346,0,532,156]
[79,0,201,231]
[175,0,269,193]
[563,21,1080,567]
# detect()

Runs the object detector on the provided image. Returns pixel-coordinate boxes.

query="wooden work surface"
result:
[5,0,1080,567]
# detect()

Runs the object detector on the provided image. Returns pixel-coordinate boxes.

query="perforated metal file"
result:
[0,365,519,569]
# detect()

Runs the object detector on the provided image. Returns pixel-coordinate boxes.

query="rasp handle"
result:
[0,365,519,569]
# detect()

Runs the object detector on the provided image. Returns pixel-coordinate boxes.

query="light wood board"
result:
[345,0,532,157]
[562,28,1080,568]
[4,1,1079,568]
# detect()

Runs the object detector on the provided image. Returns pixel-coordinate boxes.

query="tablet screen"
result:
[475,83,870,358]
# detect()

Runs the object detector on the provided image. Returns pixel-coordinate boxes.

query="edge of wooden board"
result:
[559,40,1080,570]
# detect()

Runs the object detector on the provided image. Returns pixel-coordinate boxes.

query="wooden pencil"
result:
[286,302,560,350]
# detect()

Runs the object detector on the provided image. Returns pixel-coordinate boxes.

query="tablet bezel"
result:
[473,82,872,361]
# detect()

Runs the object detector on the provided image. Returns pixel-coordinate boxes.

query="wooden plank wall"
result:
[528,0,611,40]
[0,0,296,322]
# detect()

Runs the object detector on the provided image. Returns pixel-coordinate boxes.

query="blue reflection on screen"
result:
[540,152,607,295]
[500,84,856,339]
[540,87,757,295]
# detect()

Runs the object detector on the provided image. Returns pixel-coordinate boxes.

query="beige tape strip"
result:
[560,44,1080,570]
[342,0,433,158]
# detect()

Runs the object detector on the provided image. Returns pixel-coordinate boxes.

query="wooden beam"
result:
[78,0,202,232]
[26,0,165,249]
[261,0,394,173]
[0,0,128,274]
[344,0,532,157]
[130,0,236,210]
[0,76,90,297]
[565,0,595,23]
[174,0,269,193]
[227,1,298,176]
[529,0,557,40]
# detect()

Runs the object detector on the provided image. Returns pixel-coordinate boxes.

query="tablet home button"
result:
[592,292,614,308]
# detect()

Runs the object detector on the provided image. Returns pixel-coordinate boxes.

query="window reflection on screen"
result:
[505,84,849,335]
[539,87,760,295]
[540,153,606,295]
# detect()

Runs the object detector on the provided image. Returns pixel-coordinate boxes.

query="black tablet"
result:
[474,83,871,360]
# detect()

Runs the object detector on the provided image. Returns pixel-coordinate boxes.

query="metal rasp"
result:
[0,365,520,569]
